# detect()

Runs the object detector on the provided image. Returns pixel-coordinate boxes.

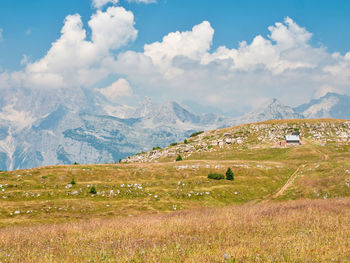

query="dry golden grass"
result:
[1,119,350,262]
[0,198,349,262]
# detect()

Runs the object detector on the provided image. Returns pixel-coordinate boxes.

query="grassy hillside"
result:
[0,119,349,262]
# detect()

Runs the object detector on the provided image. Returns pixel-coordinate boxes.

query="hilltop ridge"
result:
[123,118,350,163]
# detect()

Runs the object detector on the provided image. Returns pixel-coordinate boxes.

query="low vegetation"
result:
[208,173,225,180]
[0,119,349,262]
[0,198,349,262]
[190,131,204,137]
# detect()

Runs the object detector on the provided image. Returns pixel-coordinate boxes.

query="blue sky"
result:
[1,0,350,112]
[1,0,350,69]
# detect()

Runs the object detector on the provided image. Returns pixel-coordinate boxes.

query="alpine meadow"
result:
[1,0,350,262]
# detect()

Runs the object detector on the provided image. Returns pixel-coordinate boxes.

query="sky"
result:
[0,0,350,114]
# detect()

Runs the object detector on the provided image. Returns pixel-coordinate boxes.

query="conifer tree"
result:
[226,168,234,181]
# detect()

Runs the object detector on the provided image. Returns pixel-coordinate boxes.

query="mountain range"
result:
[0,89,349,171]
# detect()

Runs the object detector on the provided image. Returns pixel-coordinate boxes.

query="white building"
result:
[285,134,300,144]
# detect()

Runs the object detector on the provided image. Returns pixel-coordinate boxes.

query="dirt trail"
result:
[272,166,304,199]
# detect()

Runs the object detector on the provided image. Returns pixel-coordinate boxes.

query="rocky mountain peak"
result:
[294,92,350,119]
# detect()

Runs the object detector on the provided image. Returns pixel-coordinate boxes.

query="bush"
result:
[176,155,183,161]
[226,168,234,181]
[152,147,162,150]
[89,186,97,194]
[208,173,225,180]
[73,162,79,165]
[190,131,204,137]
[170,142,178,146]
[184,139,188,144]
[70,178,76,185]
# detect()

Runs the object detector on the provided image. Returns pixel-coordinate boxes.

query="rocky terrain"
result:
[1,87,350,170]
[122,119,350,163]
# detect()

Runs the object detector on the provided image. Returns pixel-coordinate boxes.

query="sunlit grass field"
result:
[0,119,350,262]
[0,198,349,262]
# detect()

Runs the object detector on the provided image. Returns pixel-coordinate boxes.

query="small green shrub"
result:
[89,186,97,194]
[42,174,53,179]
[73,162,79,165]
[152,147,162,150]
[226,168,234,181]
[176,155,183,161]
[208,173,225,180]
[170,142,178,147]
[70,178,76,185]
[184,139,188,144]
[190,131,204,137]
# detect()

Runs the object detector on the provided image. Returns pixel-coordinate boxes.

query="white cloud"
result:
[89,7,137,50]
[144,21,214,78]
[0,102,36,130]
[323,51,350,84]
[98,78,133,101]
[201,17,317,74]
[1,12,350,112]
[0,28,3,42]
[10,6,137,89]
[92,0,119,9]
[127,0,157,3]
[114,17,350,110]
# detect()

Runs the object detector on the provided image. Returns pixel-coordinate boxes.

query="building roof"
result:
[285,134,300,141]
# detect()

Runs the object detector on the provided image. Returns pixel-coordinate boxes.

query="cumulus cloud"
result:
[201,17,317,74]
[9,6,137,89]
[114,16,350,110]
[1,11,350,112]
[144,21,214,78]
[98,78,133,101]
[92,0,119,9]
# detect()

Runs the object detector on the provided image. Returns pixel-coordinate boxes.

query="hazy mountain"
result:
[0,90,237,170]
[0,89,349,171]
[236,98,303,124]
[294,92,350,119]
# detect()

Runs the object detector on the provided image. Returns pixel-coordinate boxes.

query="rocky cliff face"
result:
[0,89,237,170]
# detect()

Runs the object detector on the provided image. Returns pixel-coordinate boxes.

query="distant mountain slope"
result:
[0,95,237,170]
[294,92,350,119]
[1,87,350,171]
[236,98,304,124]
